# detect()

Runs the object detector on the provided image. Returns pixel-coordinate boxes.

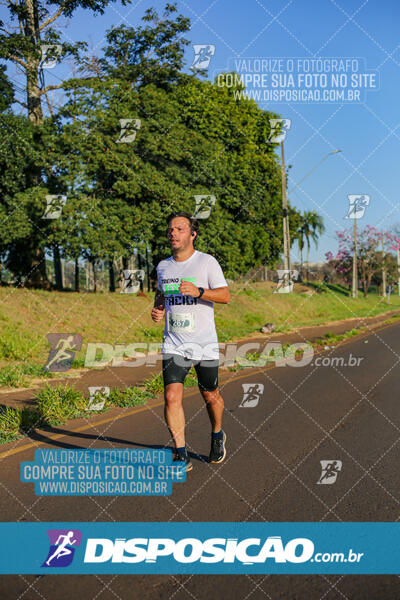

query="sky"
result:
[3,0,400,262]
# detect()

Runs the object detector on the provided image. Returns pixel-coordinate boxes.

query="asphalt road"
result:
[1,321,400,599]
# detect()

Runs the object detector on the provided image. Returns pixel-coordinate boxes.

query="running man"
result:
[151,212,230,471]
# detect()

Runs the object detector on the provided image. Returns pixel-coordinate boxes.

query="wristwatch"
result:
[197,287,205,298]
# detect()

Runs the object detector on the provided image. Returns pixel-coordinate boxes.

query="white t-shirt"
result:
[156,250,228,360]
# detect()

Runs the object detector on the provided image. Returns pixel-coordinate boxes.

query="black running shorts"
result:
[162,353,219,391]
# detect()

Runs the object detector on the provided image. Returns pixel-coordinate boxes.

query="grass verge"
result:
[1,283,400,389]
[0,367,198,445]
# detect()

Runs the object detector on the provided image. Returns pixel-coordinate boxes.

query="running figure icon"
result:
[317,460,343,485]
[45,531,77,566]
[45,336,76,370]
[44,333,82,372]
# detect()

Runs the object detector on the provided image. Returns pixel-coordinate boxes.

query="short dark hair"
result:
[166,211,199,243]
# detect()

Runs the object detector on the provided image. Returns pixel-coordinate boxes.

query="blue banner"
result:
[0,522,399,574]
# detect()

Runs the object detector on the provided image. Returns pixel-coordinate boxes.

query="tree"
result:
[0,0,134,125]
[98,5,190,88]
[326,226,384,297]
[297,210,325,277]
[53,64,297,280]
[0,3,306,288]
[0,112,49,286]
[387,227,400,296]
[0,0,131,287]
[0,2,190,287]
[0,64,14,112]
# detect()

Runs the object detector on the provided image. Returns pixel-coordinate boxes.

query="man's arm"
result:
[178,281,230,304]
[199,286,230,304]
[154,287,165,308]
[151,283,165,323]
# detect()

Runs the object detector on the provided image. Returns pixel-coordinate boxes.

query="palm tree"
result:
[298,217,306,274]
[299,211,325,279]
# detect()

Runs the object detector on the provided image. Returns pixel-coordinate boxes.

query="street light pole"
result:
[288,149,342,196]
[381,238,387,298]
[279,147,341,290]
[280,141,291,278]
[352,213,358,298]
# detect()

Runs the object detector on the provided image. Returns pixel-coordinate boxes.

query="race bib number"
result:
[167,313,195,333]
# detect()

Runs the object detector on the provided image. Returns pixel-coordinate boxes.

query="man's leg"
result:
[202,387,226,463]
[195,359,227,463]
[201,388,224,432]
[162,354,193,470]
[194,359,224,430]
[164,382,186,448]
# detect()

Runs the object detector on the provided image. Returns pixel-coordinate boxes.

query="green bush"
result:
[0,405,44,443]
[0,405,21,442]
[108,386,150,407]
[144,372,165,395]
[20,407,42,433]
[0,366,26,387]
[0,370,201,446]
[36,384,87,425]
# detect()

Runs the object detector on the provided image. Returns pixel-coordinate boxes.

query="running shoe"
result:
[209,430,227,464]
[173,451,193,472]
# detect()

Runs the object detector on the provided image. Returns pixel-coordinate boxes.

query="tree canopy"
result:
[0,2,316,288]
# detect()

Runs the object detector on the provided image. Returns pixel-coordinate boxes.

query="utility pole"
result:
[397,248,400,296]
[280,141,291,287]
[381,238,387,297]
[352,213,358,298]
